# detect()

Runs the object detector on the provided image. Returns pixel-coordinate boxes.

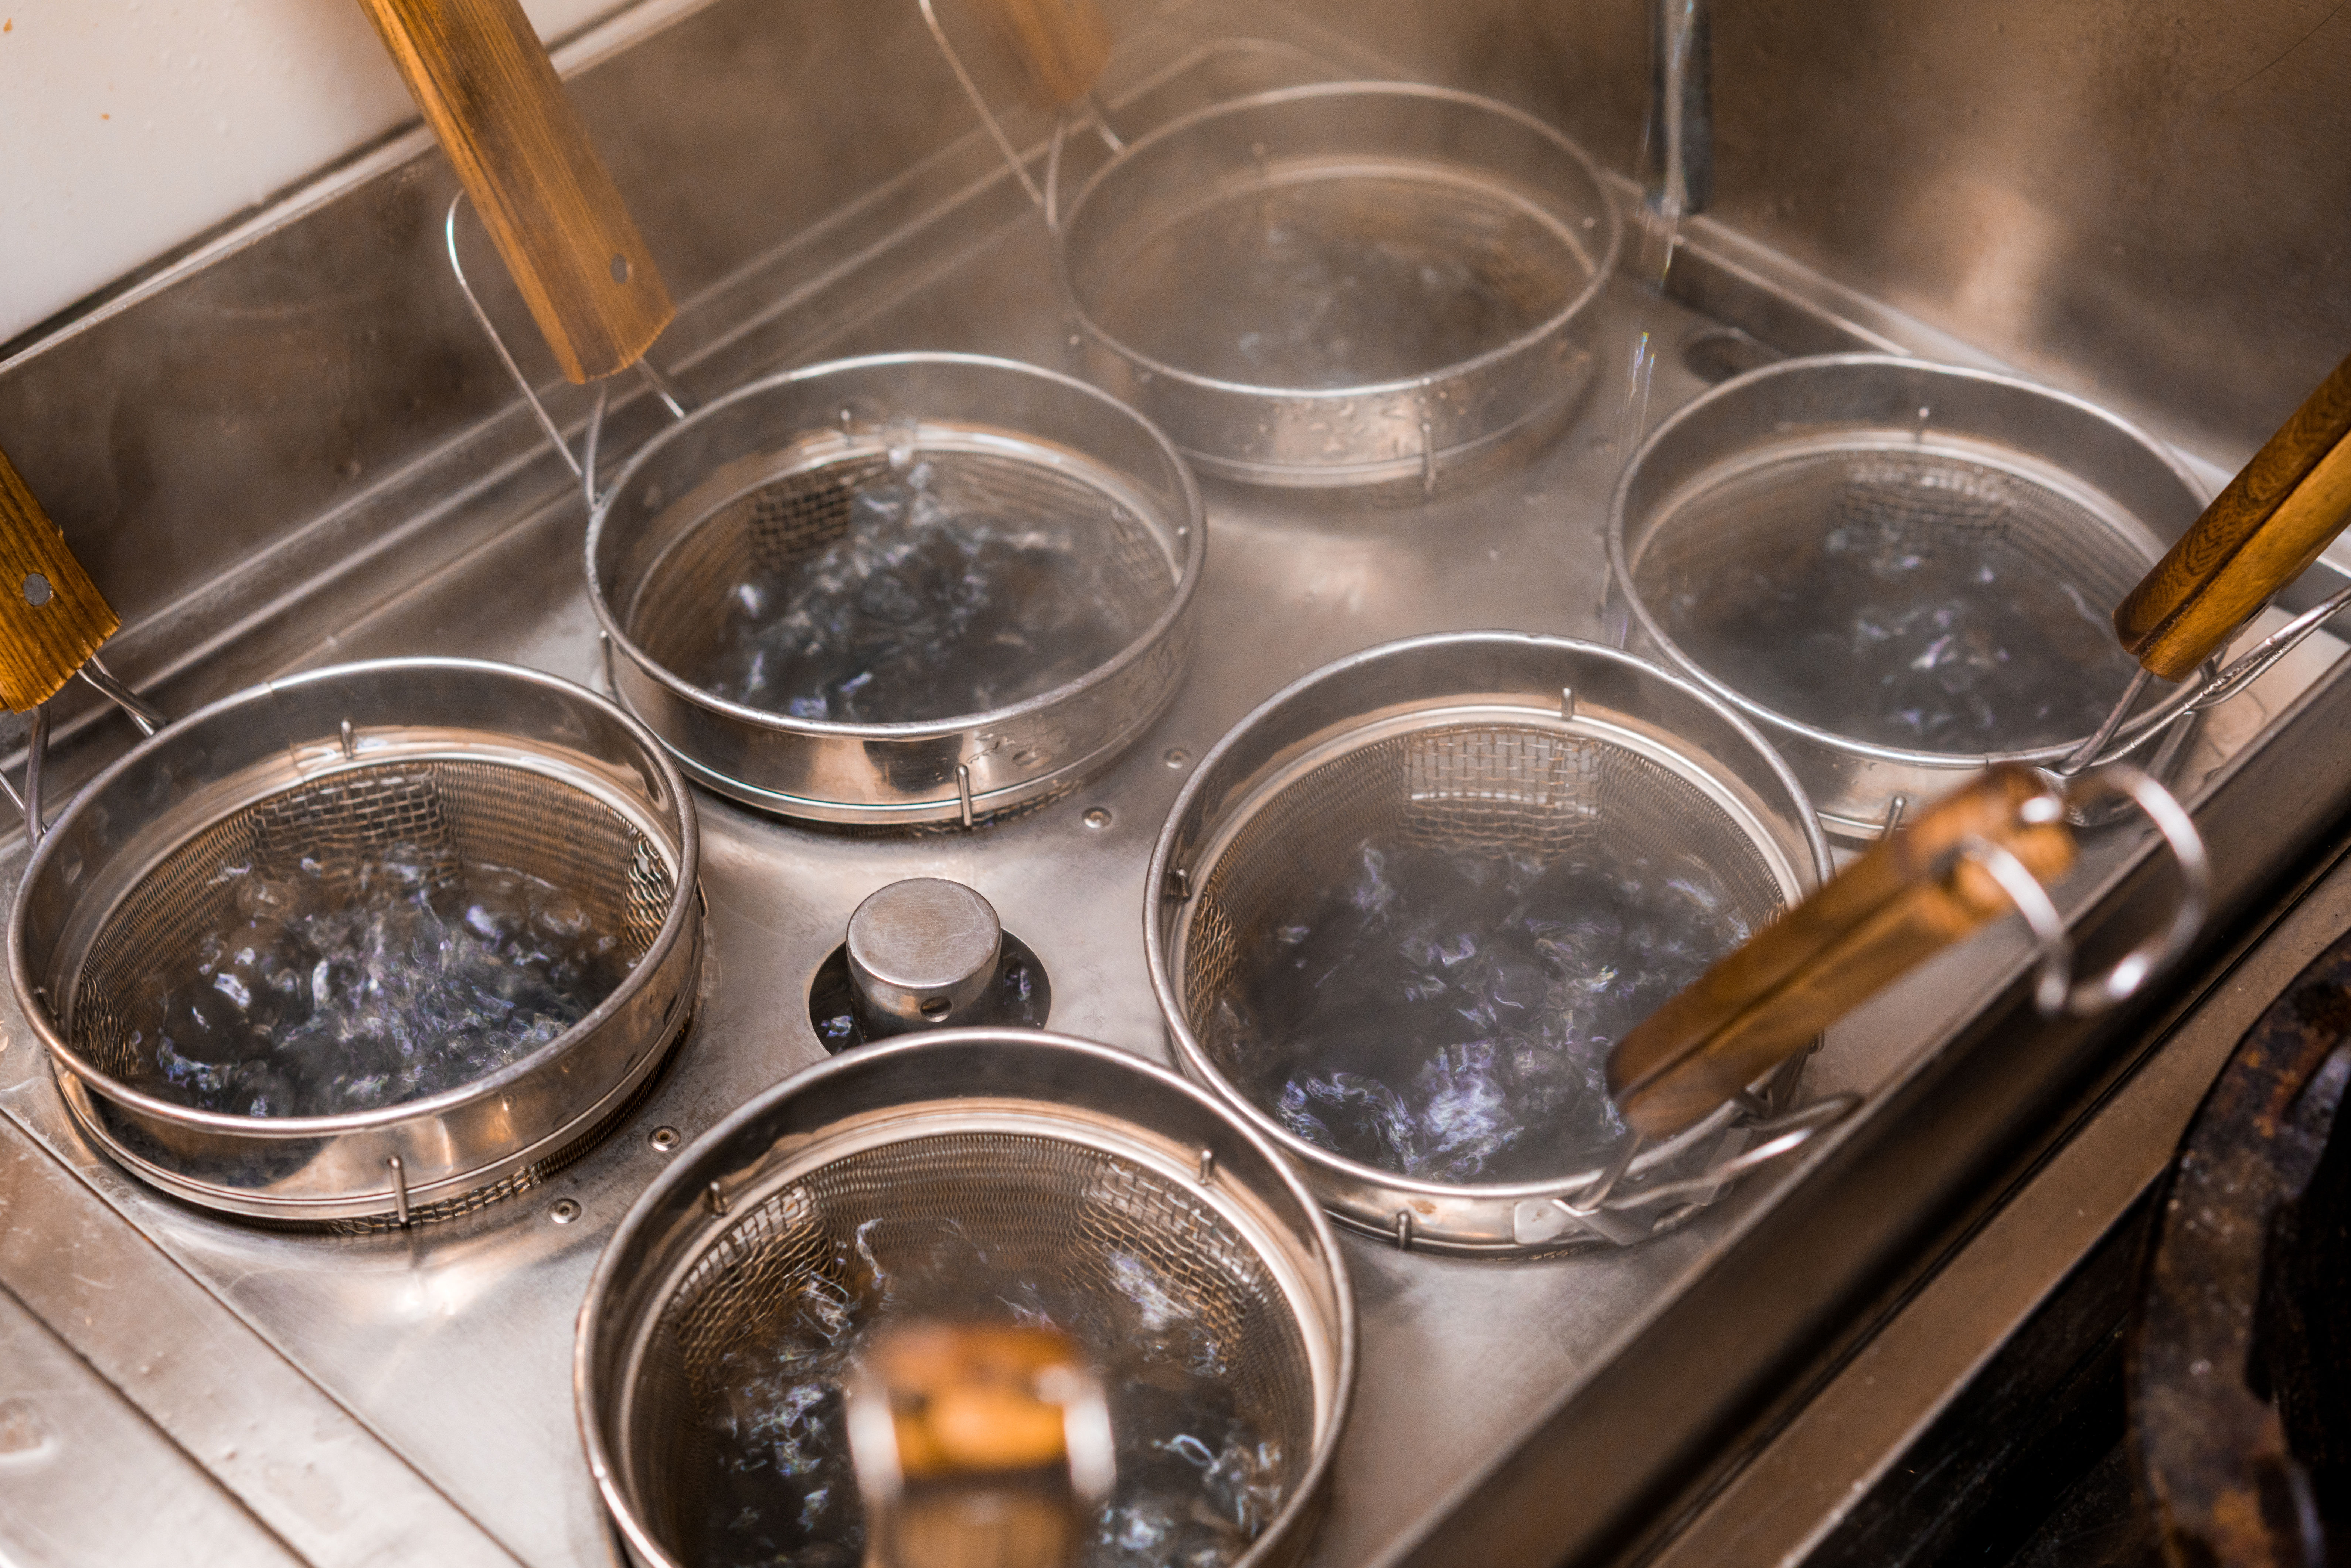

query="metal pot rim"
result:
[1142,630,1834,1207]
[574,1026,1359,1568]
[1605,352,2210,768]
[1052,80,1626,402]
[6,655,702,1140]
[584,349,1206,741]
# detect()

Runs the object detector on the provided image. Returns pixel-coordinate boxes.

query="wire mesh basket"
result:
[588,352,1204,826]
[578,1029,1354,1568]
[1146,633,1837,1255]
[1054,83,1622,496]
[8,659,702,1228]
[1607,355,2212,838]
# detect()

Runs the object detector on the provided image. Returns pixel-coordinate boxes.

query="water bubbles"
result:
[1092,175,1568,389]
[1213,833,1752,1183]
[1659,494,2146,751]
[703,466,1148,725]
[132,847,627,1118]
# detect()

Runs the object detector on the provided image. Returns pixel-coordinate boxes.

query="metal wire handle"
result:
[1547,761,2206,1239]
[1603,1091,1862,1213]
[1947,764,2209,1019]
[915,0,1122,234]
[2054,763,2211,1015]
[1513,1090,1862,1251]
[443,193,695,514]
[3,657,170,845]
[2065,582,2351,775]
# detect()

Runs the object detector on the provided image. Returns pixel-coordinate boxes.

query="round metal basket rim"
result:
[1605,352,2212,768]
[6,655,702,1140]
[573,1026,1359,1568]
[1052,80,1627,402]
[1142,629,1834,1204]
[585,350,1207,740]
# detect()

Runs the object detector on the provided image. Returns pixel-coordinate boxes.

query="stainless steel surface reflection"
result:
[0,10,2344,1568]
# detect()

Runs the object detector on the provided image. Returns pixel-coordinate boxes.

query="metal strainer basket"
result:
[8,659,702,1227]
[588,352,1204,825]
[1054,84,1622,495]
[926,57,1623,497]
[578,1029,1354,1568]
[1607,355,2212,838]
[1146,633,1837,1255]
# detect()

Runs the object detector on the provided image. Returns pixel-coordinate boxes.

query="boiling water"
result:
[1209,831,1753,1184]
[707,463,1149,724]
[1657,502,2147,752]
[131,846,628,1118]
[689,1221,1283,1568]
[1095,173,1581,388]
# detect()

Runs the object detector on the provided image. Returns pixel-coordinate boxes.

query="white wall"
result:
[0,0,620,345]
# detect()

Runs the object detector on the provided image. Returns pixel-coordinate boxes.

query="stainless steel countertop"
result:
[0,25,2342,1568]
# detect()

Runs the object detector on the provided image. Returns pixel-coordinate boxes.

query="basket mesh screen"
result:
[68,759,674,1082]
[624,1130,1318,1554]
[1181,722,1788,1043]
[1087,170,1596,389]
[1628,446,2158,751]
[1634,448,2147,609]
[624,446,1178,692]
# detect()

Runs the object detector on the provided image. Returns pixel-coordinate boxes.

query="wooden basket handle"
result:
[1607,767,2075,1138]
[0,444,119,713]
[2112,351,2351,681]
[355,0,673,384]
[962,0,1112,110]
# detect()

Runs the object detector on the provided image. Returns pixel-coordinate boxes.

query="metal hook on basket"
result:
[1559,1132,1643,1216]
[0,658,168,846]
[1602,1091,1861,1213]
[443,193,694,514]
[2182,581,2351,720]
[1949,831,2076,1017]
[917,0,1119,231]
[1951,765,2208,1019]
[2063,586,2351,777]
[2053,764,2210,1015]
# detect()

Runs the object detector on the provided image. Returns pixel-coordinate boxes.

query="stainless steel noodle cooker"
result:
[1146,632,1841,1254]
[8,659,703,1228]
[578,1029,1354,1568]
